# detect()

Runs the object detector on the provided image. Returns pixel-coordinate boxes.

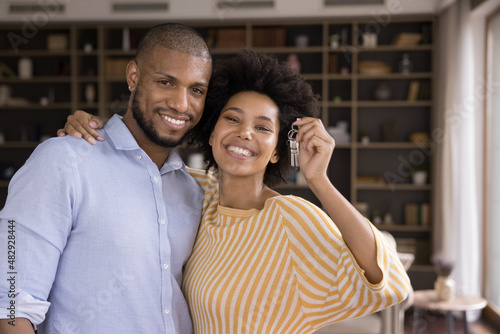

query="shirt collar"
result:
[105,114,185,173]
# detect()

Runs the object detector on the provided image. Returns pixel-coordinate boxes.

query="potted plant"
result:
[411,164,428,185]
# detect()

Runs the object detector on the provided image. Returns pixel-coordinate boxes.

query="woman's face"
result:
[209,91,280,180]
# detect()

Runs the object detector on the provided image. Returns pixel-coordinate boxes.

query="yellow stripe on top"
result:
[183,168,411,334]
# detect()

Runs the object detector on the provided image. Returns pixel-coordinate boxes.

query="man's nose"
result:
[167,88,189,113]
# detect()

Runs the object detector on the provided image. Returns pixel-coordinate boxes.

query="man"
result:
[0,23,212,333]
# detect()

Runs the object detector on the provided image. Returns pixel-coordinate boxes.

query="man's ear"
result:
[126,60,139,91]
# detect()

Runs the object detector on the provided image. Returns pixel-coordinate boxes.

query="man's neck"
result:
[121,113,172,170]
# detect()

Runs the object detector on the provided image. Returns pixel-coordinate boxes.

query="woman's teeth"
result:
[228,146,252,157]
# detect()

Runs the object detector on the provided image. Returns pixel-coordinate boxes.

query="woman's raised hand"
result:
[57,110,105,145]
[294,117,335,184]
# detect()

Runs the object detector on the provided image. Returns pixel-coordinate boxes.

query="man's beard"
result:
[131,89,192,148]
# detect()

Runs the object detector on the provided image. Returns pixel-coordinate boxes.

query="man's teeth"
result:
[228,146,252,157]
[162,115,185,125]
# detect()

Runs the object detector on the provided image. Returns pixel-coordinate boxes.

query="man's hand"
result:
[0,318,36,334]
[57,110,105,145]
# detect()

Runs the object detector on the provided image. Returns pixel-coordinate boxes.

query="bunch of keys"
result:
[288,124,299,168]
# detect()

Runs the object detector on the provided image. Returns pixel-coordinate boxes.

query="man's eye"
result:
[192,88,204,95]
[159,80,171,85]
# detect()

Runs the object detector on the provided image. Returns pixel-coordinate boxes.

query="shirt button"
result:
[160,219,166,225]
[136,155,142,160]
[164,308,170,314]
[163,263,169,270]
[154,177,159,183]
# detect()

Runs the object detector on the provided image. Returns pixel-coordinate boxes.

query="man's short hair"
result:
[135,23,211,65]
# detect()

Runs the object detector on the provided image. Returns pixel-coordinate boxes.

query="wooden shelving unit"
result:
[0,17,436,284]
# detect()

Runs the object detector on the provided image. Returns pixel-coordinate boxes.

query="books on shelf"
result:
[407,80,420,101]
[252,27,286,47]
[216,28,245,48]
[404,202,430,226]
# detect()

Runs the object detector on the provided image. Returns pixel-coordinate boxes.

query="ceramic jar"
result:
[435,275,456,302]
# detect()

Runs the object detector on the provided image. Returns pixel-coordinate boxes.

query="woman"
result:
[60,50,410,333]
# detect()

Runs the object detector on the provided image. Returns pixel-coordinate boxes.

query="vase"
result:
[412,171,427,185]
[85,84,96,104]
[434,275,456,301]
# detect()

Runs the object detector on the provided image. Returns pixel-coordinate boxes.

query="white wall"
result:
[0,0,442,24]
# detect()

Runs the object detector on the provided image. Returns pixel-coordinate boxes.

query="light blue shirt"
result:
[0,114,203,333]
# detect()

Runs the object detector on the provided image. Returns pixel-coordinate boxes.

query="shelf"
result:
[0,103,72,110]
[274,184,310,190]
[357,72,432,80]
[0,50,72,57]
[0,142,40,149]
[356,183,432,191]
[357,100,432,107]
[377,224,431,232]
[0,19,436,279]
[356,142,426,149]
[0,77,72,83]
[252,46,324,53]
[356,44,434,52]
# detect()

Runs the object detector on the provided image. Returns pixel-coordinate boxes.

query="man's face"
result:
[124,46,212,149]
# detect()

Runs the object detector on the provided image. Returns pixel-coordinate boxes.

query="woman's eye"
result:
[257,126,272,132]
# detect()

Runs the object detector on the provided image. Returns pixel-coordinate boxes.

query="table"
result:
[412,289,487,334]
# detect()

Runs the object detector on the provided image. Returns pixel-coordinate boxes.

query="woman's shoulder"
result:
[186,167,218,193]
[270,195,322,212]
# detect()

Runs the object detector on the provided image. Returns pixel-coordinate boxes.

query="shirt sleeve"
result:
[276,196,410,328]
[0,138,79,324]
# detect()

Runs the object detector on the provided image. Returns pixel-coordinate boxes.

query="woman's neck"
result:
[218,173,280,210]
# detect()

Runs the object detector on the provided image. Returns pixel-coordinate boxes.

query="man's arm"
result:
[0,318,35,334]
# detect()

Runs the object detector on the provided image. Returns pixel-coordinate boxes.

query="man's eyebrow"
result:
[222,107,275,124]
[155,72,209,88]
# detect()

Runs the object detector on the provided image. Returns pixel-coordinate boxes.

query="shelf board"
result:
[77,76,99,82]
[327,101,352,108]
[357,100,432,107]
[357,72,432,80]
[252,46,324,54]
[274,184,310,190]
[1,77,72,83]
[0,50,72,57]
[103,50,136,57]
[377,224,431,232]
[356,183,432,191]
[327,74,352,80]
[301,73,323,80]
[356,44,434,52]
[356,142,425,149]
[0,103,72,110]
[104,77,127,83]
[0,142,40,149]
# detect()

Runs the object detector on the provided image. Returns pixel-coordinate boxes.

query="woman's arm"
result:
[295,117,383,284]
[56,110,105,145]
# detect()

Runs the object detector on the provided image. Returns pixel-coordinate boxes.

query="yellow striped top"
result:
[183,168,411,334]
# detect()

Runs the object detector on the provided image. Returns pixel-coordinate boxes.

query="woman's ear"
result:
[209,132,214,146]
[270,150,279,164]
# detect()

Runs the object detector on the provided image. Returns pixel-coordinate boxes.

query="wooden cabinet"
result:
[0,18,436,279]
